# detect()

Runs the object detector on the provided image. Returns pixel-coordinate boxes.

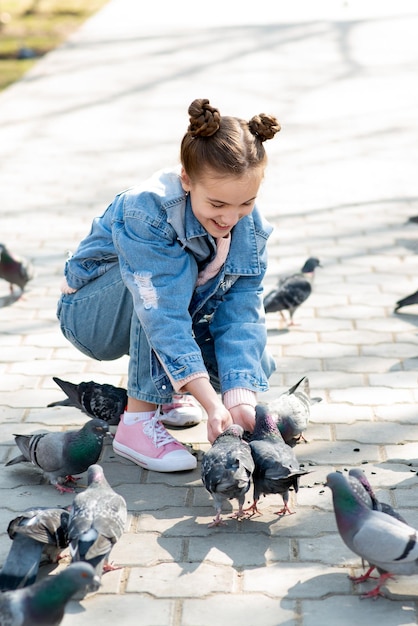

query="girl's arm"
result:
[182,377,232,443]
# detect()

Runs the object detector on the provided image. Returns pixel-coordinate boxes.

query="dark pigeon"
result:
[48,376,127,425]
[246,404,309,516]
[270,376,322,447]
[0,507,69,591]
[201,424,254,527]
[67,464,127,596]
[0,242,33,294]
[394,289,418,313]
[326,471,418,599]
[6,419,109,492]
[0,562,99,625]
[263,257,321,327]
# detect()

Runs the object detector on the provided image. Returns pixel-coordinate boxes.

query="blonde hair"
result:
[180,98,281,181]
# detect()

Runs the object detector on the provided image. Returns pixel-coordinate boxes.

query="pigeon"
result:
[6,419,109,492]
[263,257,321,326]
[0,562,99,625]
[245,404,309,516]
[47,376,127,425]
[269,376,322,446]
[0,507,70,591]
[201,424,255,527]
[67,464,127,595]
[347,467,409,585]
[326,471,418,599]
[0,242,33,294]
[348,468,408,524]
[394,289,418,313]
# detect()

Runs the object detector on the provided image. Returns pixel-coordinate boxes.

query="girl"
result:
[57,98,281,473]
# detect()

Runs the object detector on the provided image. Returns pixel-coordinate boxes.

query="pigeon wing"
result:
[0,535,44,590]
[352,511,418,568]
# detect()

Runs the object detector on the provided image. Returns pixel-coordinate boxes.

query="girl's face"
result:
[181,167,264,238]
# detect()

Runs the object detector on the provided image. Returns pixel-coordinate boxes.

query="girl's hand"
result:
[60,277,77,294]
[183,377,233,443]
[229,404,256,434]
[206,405,233,443]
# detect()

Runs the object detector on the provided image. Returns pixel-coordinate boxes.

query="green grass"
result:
[0,0,110,91]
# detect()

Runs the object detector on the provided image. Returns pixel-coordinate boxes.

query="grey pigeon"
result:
[0,562,99,625]
[347,467,409,585]
[246,404,309,516]
[263,257,321,327]
[326,471,418,599]
[394,289,418,313]
[67,464,127,596]
[6,419,109,492]
[47,376,127,425]
[0,242,33,295]
[201,424,254,527]
[348,468,408,524]
[0,507,69,591]
[270,376,322,447]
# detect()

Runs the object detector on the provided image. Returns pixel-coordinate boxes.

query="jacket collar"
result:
[165,187,261,275]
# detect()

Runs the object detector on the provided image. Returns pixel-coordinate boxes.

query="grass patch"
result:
[0,0,110,91]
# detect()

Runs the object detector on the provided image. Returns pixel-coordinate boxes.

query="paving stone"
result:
[111,531,183,566]
[301,596,417,626]
[335,422,418,445]
[242,562,351,597]
[61,595,175,626]
[182,595,297,626]
[296,440,381,466]
[187,533,291,567]
[298,535,361,567]
[126,562,234,596]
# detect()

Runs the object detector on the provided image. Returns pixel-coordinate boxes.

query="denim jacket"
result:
[65,167,274,395]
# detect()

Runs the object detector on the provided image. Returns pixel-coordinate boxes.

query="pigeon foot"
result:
[64,475,81,484]
[360,572,393,599]
[350,566,377,584]
[243,502,263,518]
[208,517,228,528]
[54,483,76,494]
[103,562,122,573]
[229,509,251,522]
[275,503,295,516]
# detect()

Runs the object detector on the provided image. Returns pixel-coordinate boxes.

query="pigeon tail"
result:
[394,289,418,312]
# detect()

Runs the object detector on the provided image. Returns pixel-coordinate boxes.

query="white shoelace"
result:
[142,408,177,448]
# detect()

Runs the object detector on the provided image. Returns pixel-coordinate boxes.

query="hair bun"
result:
[188,98,221,138]
[248,114,281,142]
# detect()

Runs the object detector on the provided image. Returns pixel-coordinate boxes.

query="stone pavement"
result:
[1,0,418,623]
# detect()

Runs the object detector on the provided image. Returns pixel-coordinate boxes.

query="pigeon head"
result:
[216,424,245,441]
[86,463,106,486]
[88,418,109,436]
[326,471,370,534]
[276,419,300,448]
[31,562,99,613]
[301,257,321,273]
[64,419,109,473]
[253,404,281,439]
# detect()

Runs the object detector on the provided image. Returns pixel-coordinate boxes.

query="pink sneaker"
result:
[112,409,197,472]
[161,394,203,428]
